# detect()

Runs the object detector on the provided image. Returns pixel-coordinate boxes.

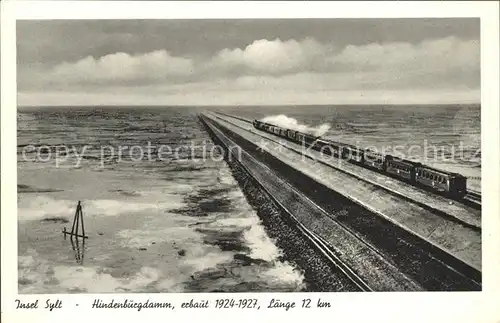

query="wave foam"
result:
[261,114,331,137]
[243,219,282,262]
[18,195,186,222]
[261,261,306,288]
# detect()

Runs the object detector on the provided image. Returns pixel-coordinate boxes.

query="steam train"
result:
[253,119,468,198]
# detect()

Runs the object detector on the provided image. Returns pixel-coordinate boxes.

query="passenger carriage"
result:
[324,141,343,158]
[415,165,467,197]
[363,149,386,171]
[296,132,305,144]
[306,134,318,146]
[312,139,335,156]
[385,157,416,181]
[330,144,343,158]
[296,133,316,146]
[343,145,363,163]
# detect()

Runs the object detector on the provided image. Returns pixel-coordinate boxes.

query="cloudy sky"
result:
[17,19,480,106]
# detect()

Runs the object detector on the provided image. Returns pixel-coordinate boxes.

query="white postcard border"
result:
[2,1,499,323]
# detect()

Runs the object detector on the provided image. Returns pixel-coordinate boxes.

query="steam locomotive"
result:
[253,119,468,198]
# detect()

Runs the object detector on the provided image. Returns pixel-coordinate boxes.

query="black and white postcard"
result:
[2,1,499,323]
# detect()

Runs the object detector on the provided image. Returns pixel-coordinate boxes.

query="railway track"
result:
[201,115,414,291]
[251,162,375,292]
[465,191,482,205]
[207,112,481,290]
[214,111,482,222]
[288,211,373,291]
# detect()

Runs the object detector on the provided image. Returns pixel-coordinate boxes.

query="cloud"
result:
[332,36,479,72]
[50,50,194,85]
[208,35,479,79]
[327,36,479,89]
[211,38,328,74]
[17,36,480,105]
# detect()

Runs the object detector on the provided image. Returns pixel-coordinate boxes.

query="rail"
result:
[204,113,481,289]
[201,115,386,291]
[212,112,481,230]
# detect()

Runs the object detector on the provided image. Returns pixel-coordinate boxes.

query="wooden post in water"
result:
[63,201,88,239]
[70,233,85,264]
